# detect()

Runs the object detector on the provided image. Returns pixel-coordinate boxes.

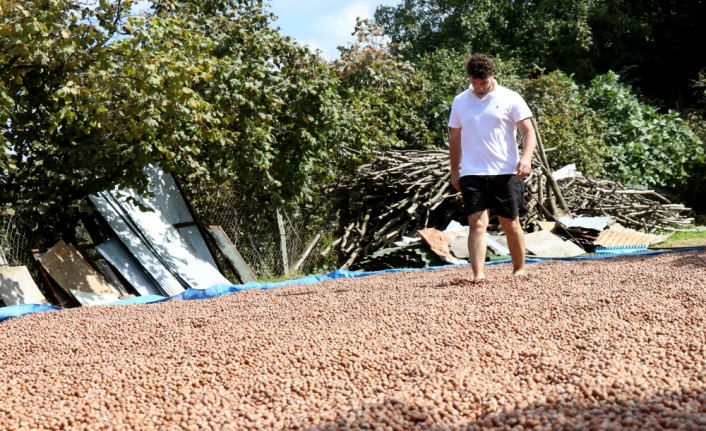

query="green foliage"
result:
[375,0,595,74]
[519,71,609,178]
[416,49,468,148]
[1,0,133,234]
[375,0,706,109]
[332,18,434,167]
[1,0,438,243]
[586,72,704,191]
[416,49,523,147]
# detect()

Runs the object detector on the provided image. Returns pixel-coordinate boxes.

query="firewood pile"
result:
[334,150,540,269]
[335,148,694,269]
[333,150,458,269]
[557,176,694,232]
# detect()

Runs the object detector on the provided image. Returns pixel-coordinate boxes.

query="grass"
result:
[653,226,706,248]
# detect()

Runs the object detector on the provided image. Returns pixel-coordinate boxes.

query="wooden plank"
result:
[37,240,119,297]
[206,226,257,284]
[276,208,289,276]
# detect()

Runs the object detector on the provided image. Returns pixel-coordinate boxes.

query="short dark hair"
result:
[465,53,495,79]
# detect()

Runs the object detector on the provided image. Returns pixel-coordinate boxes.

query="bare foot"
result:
[473,275,486,283]
[513,269,527,277]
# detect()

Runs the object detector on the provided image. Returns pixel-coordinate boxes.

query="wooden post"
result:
[291,233,322,274]
[206,226,257,284]
[276,208,289,276]
[531,117,570,213]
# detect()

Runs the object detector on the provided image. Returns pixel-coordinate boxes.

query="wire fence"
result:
[0,212,32,267]
[1,186,338,284]
[180,183,339,280]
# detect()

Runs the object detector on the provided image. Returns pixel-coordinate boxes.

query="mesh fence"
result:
[182,183,338,280]
[0,185,338,282]
[0,212,32,267]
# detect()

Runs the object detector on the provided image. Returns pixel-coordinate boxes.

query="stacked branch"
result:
[335,146,694,267]
[334,150,542,268]
[530,118,570,217]
[334,150,458,268]
[558,176,694,232]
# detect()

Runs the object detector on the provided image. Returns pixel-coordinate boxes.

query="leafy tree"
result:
[586,72,704,192]
[375,0,706,109]
[588,0,706,107]
[374,0,595,74]
[1,0,135,238]
[519,71,609,178]
[1,0,360,242]
[331,18,434,168]
[416,48,523,147]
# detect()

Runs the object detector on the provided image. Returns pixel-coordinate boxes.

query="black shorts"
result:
[459,174,527,218]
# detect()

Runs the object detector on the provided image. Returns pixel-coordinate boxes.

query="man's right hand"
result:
[450,171,461,192]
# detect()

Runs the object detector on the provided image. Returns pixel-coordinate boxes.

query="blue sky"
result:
[268,0,400,61]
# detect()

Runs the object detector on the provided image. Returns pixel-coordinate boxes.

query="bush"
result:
[520,71,609,178]
[586,72,704,192]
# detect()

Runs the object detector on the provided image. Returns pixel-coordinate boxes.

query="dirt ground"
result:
[1,250,705,430]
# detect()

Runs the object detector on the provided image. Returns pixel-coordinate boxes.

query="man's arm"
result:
[449,127,462,191]
[516,117,536,178]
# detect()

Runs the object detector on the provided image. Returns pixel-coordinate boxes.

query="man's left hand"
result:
[516,159,532,178]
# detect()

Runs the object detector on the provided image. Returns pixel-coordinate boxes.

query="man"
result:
[448,53,536,281]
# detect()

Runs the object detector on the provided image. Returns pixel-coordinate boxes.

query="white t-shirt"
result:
[448,83,532,176]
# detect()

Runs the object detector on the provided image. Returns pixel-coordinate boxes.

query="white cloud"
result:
[318,3,371,41]
[273,0,382,60]
[271,1,400,60]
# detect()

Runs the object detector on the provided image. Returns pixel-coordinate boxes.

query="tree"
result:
[586,72,704,192]
[588,0,706,107]
[0,0,355,242]
[375,0,706,109]
[374,0,595,74]
[331,18,434,169]
[519,71,609,178]
[1,0,136,238]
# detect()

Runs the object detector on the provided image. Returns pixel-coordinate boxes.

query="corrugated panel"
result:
[594,226,669,247]
[112,188,230,289]
[145,166,218,268]
[93,259,131,297]
[68,289,120,306]
[0,266,50,306]
[90,165,231,292]
[90,193,186,296]
[95,239,163,297]
[96,239,165,296]
[177,225,219,269]
[144,165,193,225]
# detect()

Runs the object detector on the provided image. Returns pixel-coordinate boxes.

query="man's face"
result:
[470,76,494,96]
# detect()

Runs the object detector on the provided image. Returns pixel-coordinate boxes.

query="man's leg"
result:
[467,210,489,281]
[498,216,526,276]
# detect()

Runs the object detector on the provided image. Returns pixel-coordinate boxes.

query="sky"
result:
[268,0,400,61]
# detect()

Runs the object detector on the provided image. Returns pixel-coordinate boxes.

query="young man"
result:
[448,53,537,281]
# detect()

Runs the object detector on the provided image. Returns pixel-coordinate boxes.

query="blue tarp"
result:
[0,303,61,321]
[2,247,703,322]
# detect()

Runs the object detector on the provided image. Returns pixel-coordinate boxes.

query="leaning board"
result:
[0,266,50,306]
[37,240,118,297]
